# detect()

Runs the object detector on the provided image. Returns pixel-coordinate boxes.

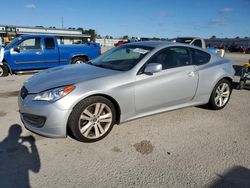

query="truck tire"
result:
[0,65,9,77]
[71,57,88,64]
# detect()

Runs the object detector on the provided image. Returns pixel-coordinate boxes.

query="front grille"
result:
[20,86,28,99]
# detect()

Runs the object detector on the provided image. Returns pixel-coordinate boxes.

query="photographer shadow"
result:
[0,124,40,188]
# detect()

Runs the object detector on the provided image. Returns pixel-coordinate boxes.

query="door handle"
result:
[188,71,195,77]
[36,51,43,55]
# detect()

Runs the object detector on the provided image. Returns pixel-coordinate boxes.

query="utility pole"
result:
[61,16,64,29]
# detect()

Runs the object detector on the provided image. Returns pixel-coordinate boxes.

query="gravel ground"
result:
[0,53,249,188]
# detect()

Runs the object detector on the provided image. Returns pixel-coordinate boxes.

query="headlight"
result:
[33,85,75,102]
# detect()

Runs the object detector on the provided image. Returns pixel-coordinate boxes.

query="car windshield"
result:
[91,45,153,71]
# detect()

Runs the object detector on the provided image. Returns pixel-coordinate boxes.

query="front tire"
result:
[208,79,232,110]
[0,65,9,77]
[71,57,88,64]
[68,96,116,142]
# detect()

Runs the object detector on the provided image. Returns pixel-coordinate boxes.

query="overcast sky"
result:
[1,0,250,38]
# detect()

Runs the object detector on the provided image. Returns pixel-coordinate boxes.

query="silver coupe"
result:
[18,41,235,142]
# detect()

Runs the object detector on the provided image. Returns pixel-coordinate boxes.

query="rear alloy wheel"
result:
[68,96,116,142]
[71,57,88,64]
[208,79,232,110]
[0,65,8,77]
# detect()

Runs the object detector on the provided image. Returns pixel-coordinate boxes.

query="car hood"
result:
[24,64,120,93]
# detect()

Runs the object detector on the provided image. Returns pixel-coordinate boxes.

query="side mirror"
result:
[144,63,162,75]
[13,47,20,53]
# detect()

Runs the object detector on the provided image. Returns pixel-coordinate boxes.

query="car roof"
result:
[127,41,173,48]
[126,40,204,49]
[21,34,55,38]
[125,41,217,57]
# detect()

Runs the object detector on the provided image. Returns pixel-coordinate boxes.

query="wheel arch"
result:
[87,94,121,124]
[71,54,89,62]
[66,93,121,137]
[1,59,12,75]
[209,75,233,98]
[223,76,233,85]
[214,76,233,89]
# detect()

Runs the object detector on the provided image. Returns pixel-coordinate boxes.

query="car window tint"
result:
[45,38,55,49]
[147,47,191,70]
[18,38,41,50]
[193,49,211,65]
[192,40,202,48]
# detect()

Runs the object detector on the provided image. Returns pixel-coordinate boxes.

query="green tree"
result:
[123,35,129,39]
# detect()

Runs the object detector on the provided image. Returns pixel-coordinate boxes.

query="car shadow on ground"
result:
[0,124,40,188]
[208,166,250,188]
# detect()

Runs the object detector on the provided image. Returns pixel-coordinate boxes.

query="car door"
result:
[135,46,198,114]
[10,37,45,70]
[42,37,60,68]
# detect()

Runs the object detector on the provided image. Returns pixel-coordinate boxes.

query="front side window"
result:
[192,49,211,65]
[146,47,191,70]
[18,38,41,51]
[91,45,153,71]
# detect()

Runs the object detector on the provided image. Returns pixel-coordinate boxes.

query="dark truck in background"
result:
[0,35,101,77]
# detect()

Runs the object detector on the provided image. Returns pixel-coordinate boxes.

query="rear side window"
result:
[192,49,211,65]
[45,38,55,49]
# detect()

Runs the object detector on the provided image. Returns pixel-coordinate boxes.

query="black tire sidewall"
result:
[0,65,8,77]
[71,57,87,64]
[209,79,232,110]
[68,96,116,142]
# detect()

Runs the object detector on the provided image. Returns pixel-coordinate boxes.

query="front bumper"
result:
[18,93,72,138]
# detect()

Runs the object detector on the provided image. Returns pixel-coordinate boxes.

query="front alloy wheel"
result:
[68,96,116,142]
[78,103,113,139]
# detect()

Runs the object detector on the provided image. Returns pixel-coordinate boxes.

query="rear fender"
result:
[71,54,89,60]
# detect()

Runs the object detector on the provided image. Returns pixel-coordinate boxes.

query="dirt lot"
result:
[0,53,250,187]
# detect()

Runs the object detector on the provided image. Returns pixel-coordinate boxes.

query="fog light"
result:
[22,113,46,128]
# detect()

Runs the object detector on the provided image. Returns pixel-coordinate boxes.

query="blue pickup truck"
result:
[0,35,101,77]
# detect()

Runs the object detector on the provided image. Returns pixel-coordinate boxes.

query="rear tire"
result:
[208,79,232,110]
[71,57,88,64]
[68,96,116,142]
[0,65,9,77]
